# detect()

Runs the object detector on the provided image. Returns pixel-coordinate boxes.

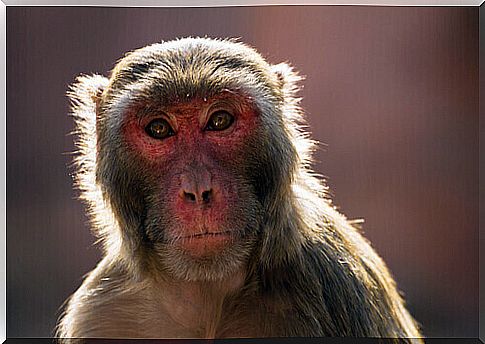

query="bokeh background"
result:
[6,6,478,338]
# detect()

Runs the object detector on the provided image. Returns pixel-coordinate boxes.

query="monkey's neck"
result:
[152,269,247,338]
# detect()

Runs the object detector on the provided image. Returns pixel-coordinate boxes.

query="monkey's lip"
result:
[178,230,234,254]
[181,230,234,239]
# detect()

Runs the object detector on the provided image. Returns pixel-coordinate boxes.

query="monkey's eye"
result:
[145,119,174,140]
[205,111,234,131]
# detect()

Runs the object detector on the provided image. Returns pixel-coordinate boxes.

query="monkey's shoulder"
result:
[275,220,421,339]
[58,259,159,338]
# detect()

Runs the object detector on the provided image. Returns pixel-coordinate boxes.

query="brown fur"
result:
[56,38,422,342]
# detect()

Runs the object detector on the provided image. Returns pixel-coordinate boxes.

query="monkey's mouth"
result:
[177,230,235,255]
[182,230,234,239]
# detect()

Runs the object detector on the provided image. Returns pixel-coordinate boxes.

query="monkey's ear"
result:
[270,62,303,99]
[67,74,109,118]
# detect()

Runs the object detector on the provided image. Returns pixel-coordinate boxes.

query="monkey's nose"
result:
[179,174,213,205]
[181,188,213,204]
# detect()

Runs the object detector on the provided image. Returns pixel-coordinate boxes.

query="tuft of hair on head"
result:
[67,74,126,260]
[270,62,327,197]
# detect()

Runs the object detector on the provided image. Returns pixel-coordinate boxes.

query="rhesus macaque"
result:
[56,38,422,341]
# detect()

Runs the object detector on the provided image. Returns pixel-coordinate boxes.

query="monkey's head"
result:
[71,38,313,282]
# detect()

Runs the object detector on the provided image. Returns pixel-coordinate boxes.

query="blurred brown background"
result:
[6,6,478,338]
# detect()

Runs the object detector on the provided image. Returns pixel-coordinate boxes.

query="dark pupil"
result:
[210,111,232,130]
[147,120,170,139]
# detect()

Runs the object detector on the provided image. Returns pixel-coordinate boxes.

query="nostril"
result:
[202,190,212,203]
[183,191,196,202]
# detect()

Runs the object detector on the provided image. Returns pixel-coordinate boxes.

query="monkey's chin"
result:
[157,233,255,282]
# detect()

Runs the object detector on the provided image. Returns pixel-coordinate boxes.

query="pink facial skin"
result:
[122,94,258,257]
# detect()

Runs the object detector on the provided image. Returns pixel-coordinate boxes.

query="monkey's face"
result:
[92,39,297,281]
[125,94,263,269]
[102,92,276,281]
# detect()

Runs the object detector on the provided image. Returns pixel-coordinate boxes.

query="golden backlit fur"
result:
[56,38,422,342]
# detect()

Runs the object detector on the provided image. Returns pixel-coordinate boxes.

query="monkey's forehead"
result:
[102,38,283,110]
